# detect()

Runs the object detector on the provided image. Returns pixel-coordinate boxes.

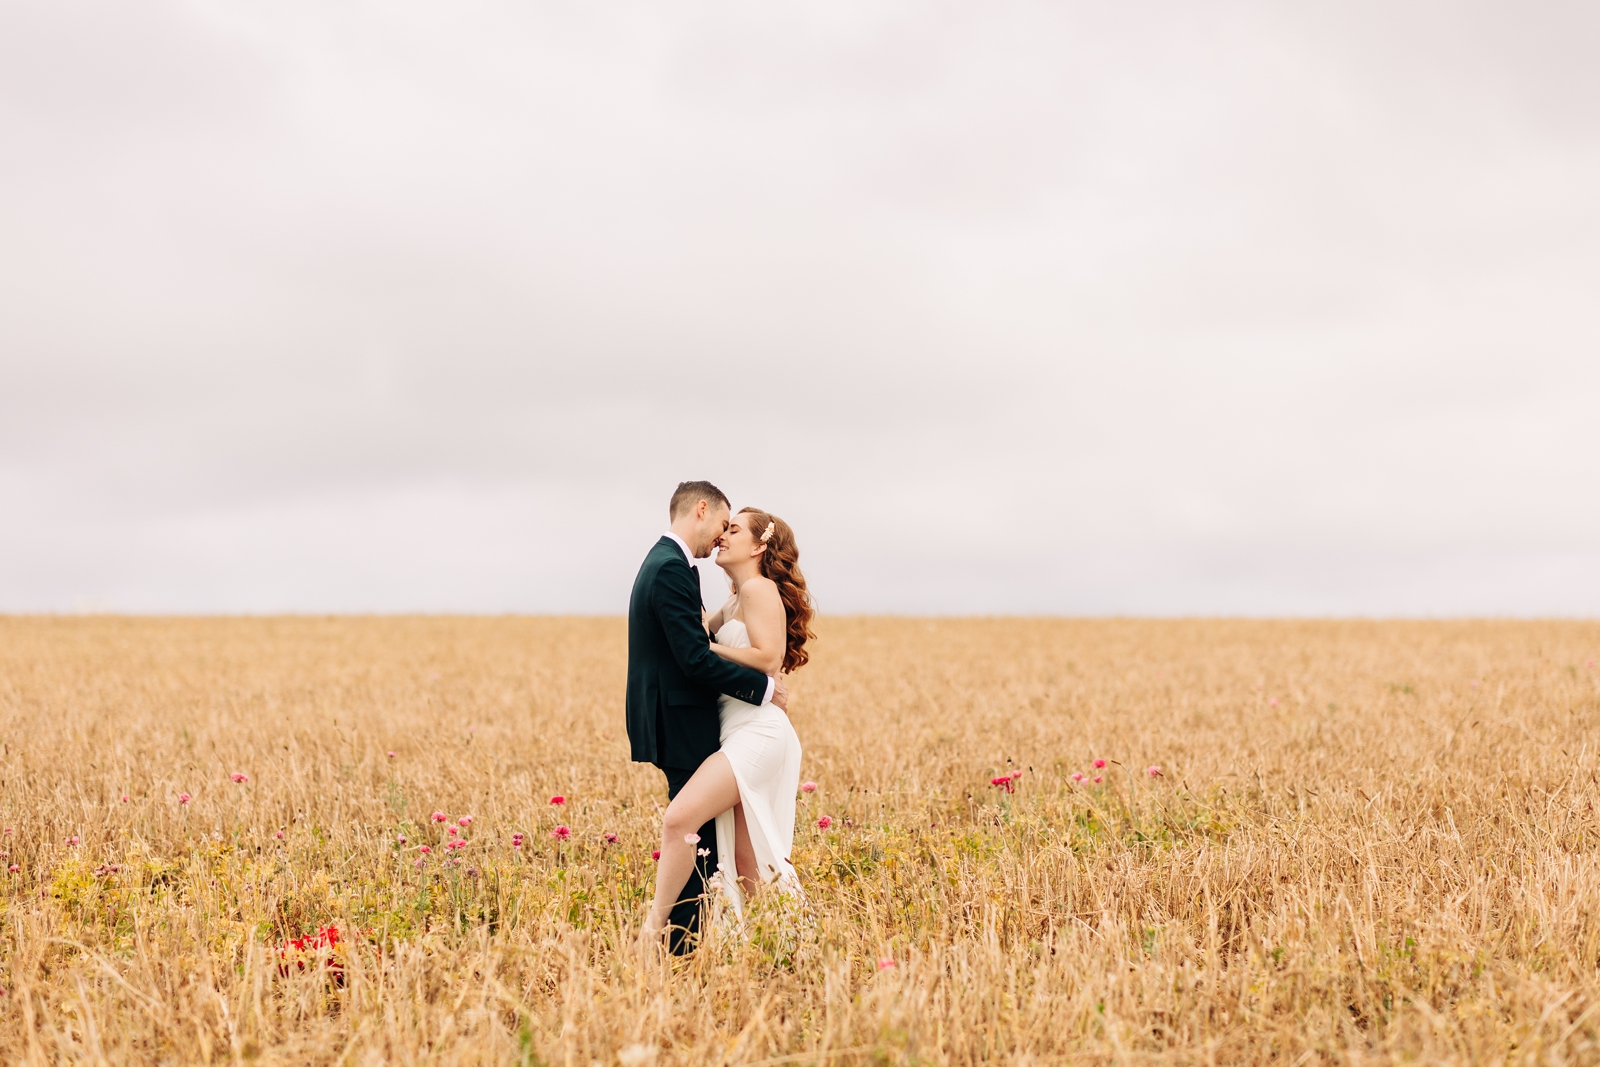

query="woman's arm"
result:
[707,578,784,675]
[705,593,736,637]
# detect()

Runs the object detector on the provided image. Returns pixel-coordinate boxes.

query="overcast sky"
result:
[2,1,1597,615]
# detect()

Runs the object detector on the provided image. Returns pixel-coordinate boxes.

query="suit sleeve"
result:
[651,560,770,704]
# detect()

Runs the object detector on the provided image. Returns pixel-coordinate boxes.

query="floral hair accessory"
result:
[760,522,775,543]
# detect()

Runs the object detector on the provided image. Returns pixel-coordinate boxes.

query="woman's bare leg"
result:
[732,803,760,899]
[641,753,741,942]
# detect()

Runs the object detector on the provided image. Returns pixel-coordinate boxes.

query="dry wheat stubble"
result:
[0,616,1598,1064]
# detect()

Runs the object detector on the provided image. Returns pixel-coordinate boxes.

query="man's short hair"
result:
[669,480,730,520]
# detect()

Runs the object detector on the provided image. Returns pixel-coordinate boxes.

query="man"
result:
[626,479,788,954]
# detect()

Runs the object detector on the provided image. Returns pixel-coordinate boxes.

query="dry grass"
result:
[2,616,1599,1064]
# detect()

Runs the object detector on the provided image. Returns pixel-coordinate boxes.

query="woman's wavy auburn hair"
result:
[736,508,815,673]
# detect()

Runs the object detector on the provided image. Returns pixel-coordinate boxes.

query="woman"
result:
[640,508,814,941]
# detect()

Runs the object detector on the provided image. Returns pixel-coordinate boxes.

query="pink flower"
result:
[990,775,1015,793]
[683,832,700,845]
[387,751,396,759]
[552,825,571,841]
[120,795,130,803]
[457,816,472,827]
[697,847,710,857]
[1269,697,1279,707]
[1147,765,1163,778]
[418,845,432,854]
[1093,775,1103,783]
[2,829,10,835]
[396,834,407,845]
[413,858,425,868]
[651,850,661,861]
[1071,772,1085,782]
[430,811,447,823]
[800,782,817,794]
[549,795,566,806]
[447,825,459,837]
[877,958,896,970]
[1092,758,1106,769]
[603,833,618,844]
[230,773,249,783]
[817,815,832,829]
[275,830,284,839]
[66,836,80,846]
[178,793,191,805]
[6,865,16,873]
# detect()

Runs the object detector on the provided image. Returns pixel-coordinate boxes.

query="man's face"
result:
[691,503,731,558]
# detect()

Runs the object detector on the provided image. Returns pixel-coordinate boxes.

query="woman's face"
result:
[715,512,764,571]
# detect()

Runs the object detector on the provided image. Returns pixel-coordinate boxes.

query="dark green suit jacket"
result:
[627,536,769,769]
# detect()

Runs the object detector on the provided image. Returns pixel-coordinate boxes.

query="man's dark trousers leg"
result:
[662,765,717,956]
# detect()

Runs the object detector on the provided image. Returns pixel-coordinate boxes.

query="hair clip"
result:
[760,522,775,543]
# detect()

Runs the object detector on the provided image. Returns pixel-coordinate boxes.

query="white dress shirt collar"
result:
[663,530,695,564]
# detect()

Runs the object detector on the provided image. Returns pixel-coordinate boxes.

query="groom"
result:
[626,480,787,954]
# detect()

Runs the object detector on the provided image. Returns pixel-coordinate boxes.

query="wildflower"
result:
[66,836,80,846]
[457,816,472,827]
[120,795,130,803]
[275,830,284,839]
[549,795,566,806]
[1093,758,1106,769]
[414,858,425,868]
[1093,775,1103,783]
[1147,765,1163,778]
[877,958,896,970]
[430,811,447,823]
[418,845,432,854]
[511,832,525,848]
[697,848,710,858]
[2,829,10,835]
[800,782,817,794]
[452,857,462,866]
[1269,697,1279,707]
[396,834,407,845]
[387,750,396,758]
[178,793,191,805]
[552,825,571,841]
[230,773,249,783]
[447,825,459,838]
[1011,770,1023,780]
[466,867,478,878]
[6,866,16,873]
[603,832,618,844]
[651,850,661,861]
[1071,772,1085,782]
[683,832,700,845]
[990,775,1015,793]
[817,815,832,829]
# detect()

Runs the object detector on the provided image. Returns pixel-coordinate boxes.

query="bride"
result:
[640,508,814,941]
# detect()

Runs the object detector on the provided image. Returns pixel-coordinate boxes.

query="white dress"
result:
[711,612,803,914]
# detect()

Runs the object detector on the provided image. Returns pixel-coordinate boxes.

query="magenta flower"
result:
[457,816,472,827]
[413,858,425,868]
[800,782,817,794]
[552,825,570,841]
[387,751,396,759]
[1071,772,1085,782]
[120,795,130,803]
[1092,758,1106,769]
[66,836,80,846]
[230,773,249,783]
[877,958,896,970]
[1093,775,1103,784]
[397,834,407,845]
[817,815,832,829]
[418,845,432,854]
[651,850,661,861]
[6,865,16,873]
[275,830,284,839]
[431,811,447,823]
[447,825,459,837]
[1147,765,1163,778]
[603,832,618,844]
[549,795,566,807]
[178,793,191,805]
[990,775,1015,793]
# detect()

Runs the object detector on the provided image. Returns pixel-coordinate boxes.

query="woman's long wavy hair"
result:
[735,508,815,673]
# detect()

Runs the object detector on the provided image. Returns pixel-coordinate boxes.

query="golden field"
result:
[2,616,1599,1065]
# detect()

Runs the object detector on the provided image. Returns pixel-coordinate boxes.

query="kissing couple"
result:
[625,480,815,954]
